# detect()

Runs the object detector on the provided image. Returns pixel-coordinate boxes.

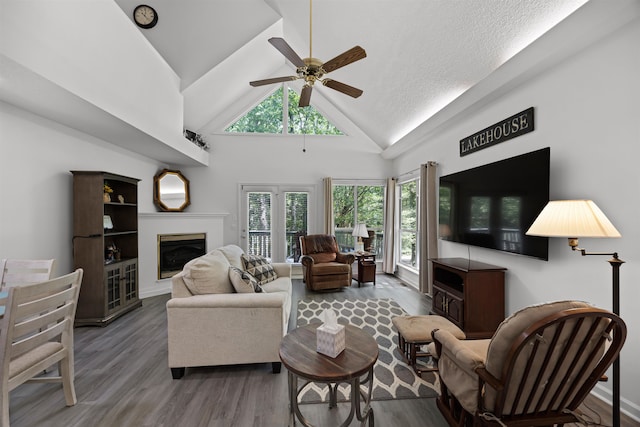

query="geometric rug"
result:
[296,297,439,403]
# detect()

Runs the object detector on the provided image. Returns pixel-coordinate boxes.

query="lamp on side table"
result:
[352,223,368,252]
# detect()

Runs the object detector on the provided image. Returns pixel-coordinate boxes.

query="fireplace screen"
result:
[158,233,206,279]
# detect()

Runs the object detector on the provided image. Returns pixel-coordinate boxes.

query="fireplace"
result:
[157,233,206,279]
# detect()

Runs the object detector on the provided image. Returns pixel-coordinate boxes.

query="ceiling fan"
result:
[249,0,366,107]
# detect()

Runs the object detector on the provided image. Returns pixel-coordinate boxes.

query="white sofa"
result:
[166,244,292,378]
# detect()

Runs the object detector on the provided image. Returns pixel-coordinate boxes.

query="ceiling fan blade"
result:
[322,46,366,73]
[299,85,313,107]
[268,37,306,68]
[250,76,297,87]
[322,79,363,98]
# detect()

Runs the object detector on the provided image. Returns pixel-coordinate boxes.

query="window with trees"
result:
[332,183,384,255]
[225,85,343,135]
[243,186,311,262]
[399,179,419,268]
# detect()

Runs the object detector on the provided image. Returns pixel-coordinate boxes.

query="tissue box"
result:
[316,324,346,358]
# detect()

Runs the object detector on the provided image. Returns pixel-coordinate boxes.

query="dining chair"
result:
[0,259,55,289]
[0,269,83,427]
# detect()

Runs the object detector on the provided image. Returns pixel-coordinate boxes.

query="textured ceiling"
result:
[114,0,588,150]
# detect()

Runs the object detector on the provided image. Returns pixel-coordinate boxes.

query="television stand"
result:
[430,258,506,339]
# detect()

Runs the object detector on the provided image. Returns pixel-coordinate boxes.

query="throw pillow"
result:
[241,254,278,285]
[228,266,263,293]
[182,250,234,295]
[219,244,245,269]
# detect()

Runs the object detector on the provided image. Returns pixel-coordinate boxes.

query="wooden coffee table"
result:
[279,323,379,427]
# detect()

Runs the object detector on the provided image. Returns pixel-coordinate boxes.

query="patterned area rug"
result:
[296,297,439,403]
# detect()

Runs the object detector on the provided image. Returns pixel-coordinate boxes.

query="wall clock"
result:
[133,5,158,29]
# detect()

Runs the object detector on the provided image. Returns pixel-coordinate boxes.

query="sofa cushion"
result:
[219,244,245,270]
[242,254,278,285]
[229,266,262,293]
[310,262,351,275]
[182,250,233,295]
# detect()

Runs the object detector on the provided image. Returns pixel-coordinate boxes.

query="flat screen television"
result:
[439,147,550,260]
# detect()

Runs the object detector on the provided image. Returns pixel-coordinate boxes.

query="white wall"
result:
[0,0,183,144]
[0,102,163,280]
[392,18,640,419]
[181,134,391,246]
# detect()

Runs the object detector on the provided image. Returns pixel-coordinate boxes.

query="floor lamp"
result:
[526,199,623,427]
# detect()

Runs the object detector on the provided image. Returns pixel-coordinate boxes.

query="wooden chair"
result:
[0,259,55,288]
[0,269,83,427]
[432,300,627,427]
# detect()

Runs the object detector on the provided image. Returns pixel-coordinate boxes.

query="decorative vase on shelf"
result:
[103,193,111,202]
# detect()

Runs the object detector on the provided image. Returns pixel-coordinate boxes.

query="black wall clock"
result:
[133,5,158,29]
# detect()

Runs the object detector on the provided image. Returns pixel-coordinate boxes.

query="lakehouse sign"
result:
[460,107,534,156]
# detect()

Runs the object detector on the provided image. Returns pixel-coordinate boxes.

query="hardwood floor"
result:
[8,274,637,426]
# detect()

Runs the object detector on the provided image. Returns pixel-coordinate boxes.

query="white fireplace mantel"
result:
[138,212,228,298]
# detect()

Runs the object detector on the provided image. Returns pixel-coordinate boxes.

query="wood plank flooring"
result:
[8,274,637,427]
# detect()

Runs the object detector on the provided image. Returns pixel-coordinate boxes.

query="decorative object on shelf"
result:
[103,183,113,202]
[183,129,209,150]
[352,223,368,252]
[105,242,120,264]
[153,169,191,212]
[118,195,125,204]
[526,199,623,427]
[133,4,158,29]
[103,215,114,231]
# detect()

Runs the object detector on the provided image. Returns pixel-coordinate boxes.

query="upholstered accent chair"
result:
[432,300,626,427]
[299,234,356,291]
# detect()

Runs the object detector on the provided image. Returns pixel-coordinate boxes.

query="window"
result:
[285,192,309,262]
[332,183,384,255]
[226,86,343,135]
[242,185,313,262]
[247,192,273,258]
[398,179,419,268]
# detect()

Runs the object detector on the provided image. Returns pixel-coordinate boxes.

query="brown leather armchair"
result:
[299,234,355,291]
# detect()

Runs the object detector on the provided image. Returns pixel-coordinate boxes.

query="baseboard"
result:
[591,383,640,423]
[141,281,171,299]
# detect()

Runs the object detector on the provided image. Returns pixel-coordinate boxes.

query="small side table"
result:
[279,323,378,427]
[354,253,376,287]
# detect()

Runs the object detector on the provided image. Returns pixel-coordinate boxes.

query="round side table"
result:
[279,323,378,426]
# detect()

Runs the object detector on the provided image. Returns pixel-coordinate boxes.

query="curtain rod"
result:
[396,168,420,179]
[396,162,438,179]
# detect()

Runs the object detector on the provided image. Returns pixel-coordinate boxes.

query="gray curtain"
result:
[323,177,334,235]
[383,177,396,274]
[418,162,438,294]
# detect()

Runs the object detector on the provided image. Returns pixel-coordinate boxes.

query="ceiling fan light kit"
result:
[249,0,366,107]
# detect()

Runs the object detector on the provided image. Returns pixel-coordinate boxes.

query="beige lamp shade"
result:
[526,200,621,238]
[352,223,369,239]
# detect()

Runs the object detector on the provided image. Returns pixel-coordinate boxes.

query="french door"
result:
[240,185,314,262]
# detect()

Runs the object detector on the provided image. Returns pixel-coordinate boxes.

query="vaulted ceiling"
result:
[114,0,588,152]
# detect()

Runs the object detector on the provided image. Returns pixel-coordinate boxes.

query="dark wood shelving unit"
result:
[72,171,142,326]
[430,258,506,339]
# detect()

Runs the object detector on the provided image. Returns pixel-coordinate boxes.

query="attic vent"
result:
[225,85,343,135]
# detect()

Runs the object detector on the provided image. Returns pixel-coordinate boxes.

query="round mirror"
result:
[153,169,190,212]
